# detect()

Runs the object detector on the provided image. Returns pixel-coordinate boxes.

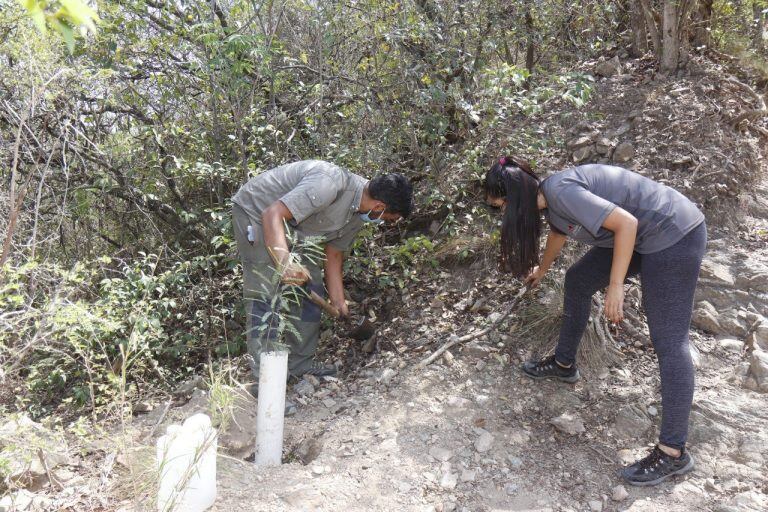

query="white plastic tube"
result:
[156,413,217,511]
[255,350,289,466]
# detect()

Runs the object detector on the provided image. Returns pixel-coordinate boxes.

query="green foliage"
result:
[19,0,99,51]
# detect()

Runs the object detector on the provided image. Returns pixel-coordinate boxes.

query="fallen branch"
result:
[414,285,529,370]
[725,77,767,128]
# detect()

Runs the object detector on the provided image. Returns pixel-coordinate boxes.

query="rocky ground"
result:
[2,55,768,511]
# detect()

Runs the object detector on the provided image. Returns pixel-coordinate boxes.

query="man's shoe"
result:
[521,355,580,383]
[303,361,337,378]
[621,446,695,486]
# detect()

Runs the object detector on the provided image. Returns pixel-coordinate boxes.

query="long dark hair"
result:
[484,156,542,277]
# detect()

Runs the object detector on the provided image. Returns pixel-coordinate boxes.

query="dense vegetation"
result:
[2,0,767,417]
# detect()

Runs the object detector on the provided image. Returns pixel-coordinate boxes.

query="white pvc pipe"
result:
[255,350,288,466]
[156,414,217,512]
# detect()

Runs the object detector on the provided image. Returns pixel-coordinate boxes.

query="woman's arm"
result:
[601,207,638,323]
[525,230,567,287]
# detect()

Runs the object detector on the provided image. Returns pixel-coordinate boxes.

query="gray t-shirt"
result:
[541,165,704,254]
[232,160,366,251]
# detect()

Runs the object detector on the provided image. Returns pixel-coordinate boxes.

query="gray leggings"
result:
[555,222,707,449]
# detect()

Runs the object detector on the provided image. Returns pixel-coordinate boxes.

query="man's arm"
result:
[324,244,349,317]
[261,200,309,284]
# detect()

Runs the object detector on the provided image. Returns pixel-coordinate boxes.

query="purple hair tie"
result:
[499,157,507,165]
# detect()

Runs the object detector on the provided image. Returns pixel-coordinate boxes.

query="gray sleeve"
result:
[279,169,341,224]
[552,184,616,237]
[327,226,362,252]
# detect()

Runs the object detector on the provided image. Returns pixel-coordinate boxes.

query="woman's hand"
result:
[604,283,625,324]
[524,266,547,288]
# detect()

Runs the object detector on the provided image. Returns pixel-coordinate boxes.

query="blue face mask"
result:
[359,209,386,225]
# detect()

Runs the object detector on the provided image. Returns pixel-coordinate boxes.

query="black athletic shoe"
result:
[521,355,580,383]
[621,446,695,486]
[304,361,337,378]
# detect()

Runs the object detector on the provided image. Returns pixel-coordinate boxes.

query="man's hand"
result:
[330,296,350,318]
[524,266,547,288]
[604,283,625,324]
[280,261,310,286]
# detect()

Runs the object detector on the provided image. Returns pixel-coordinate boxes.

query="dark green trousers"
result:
[232,204,324,378]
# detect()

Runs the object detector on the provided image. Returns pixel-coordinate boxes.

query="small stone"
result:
[595,56,621,77]
[304,374,321,387]
[378,368,397,385]
[612,485,629,501]
[133,401,152,413]
[311,465,325,476]
[746,348,768,392]
[612,142,635,163]
[463,343,491,359]
[439,471,458,490]
[429,446,453,462]
[474,431,495,453]
[595,138,614,155]
[442,351,455,366]
[488,312,502,324]
[647,405,658,417]
[294,379,315,397]
[566,135,595,150]
[504,482,519,495]
[589,499,603,512]
[718,338,744,353]
[446,396,470,409]
[460,469,476,482]
[572,146,593,162]
[507,455,523,469]
[550,412,585,435]
[597,368,610,380]
[692,301,722,334]
[322,398,337,409]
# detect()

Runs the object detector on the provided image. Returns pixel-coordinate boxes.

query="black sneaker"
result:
[304,361,337,378]
[521,355,580,383]
[621,446,695,486]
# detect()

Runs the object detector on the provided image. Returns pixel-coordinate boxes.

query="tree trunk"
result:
[524,0,535,90]
[661,0,680,73]
[693,0,714,49]
[630,1,649,57]
[754,1,766,53]
[638,0,662,58]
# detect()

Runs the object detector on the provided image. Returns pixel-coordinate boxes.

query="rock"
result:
[132,401,152,414]
[612,485,629,501]
[172,375,206,396]
[550,413,585,436]
[488,312,502,324]
[719,313,749,338]
[429,446,453,462]
[0,489,35,511]
[692,301,722,334]
[474,431,494,453]
[462,343,491,359]
[613,122,631,137]
[597,368,610,380]
[647,405,658,417]
[718,491,768,511]
[321,398,337,409]
[595,56,621,77]
[689,343,702,369]
[311,465,325,476]
[507,455,523,469]
[294,436,324,465]
[504,482,519,495]
[718,338,744,353]
[612,142,635,163]
[378,368,397,385]
[460,469,476,482]
[588,500,603,512]
[439,470,458,490]
[442,351,455,366]
[0,415,71,491]
[595,138,614,155]
[282,488,324,509]
[611,405,652,439]
[294,379,315,397]
[446,396,471,409]
[747,322,768,351]
[304,374,321,387]
[700,259,735,286]
[572,146,593,163]
[746,349,768,392]
[566,136,595,150]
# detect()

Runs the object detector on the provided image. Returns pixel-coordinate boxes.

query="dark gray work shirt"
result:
[541,165,704,254]
[232,160,366,251]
